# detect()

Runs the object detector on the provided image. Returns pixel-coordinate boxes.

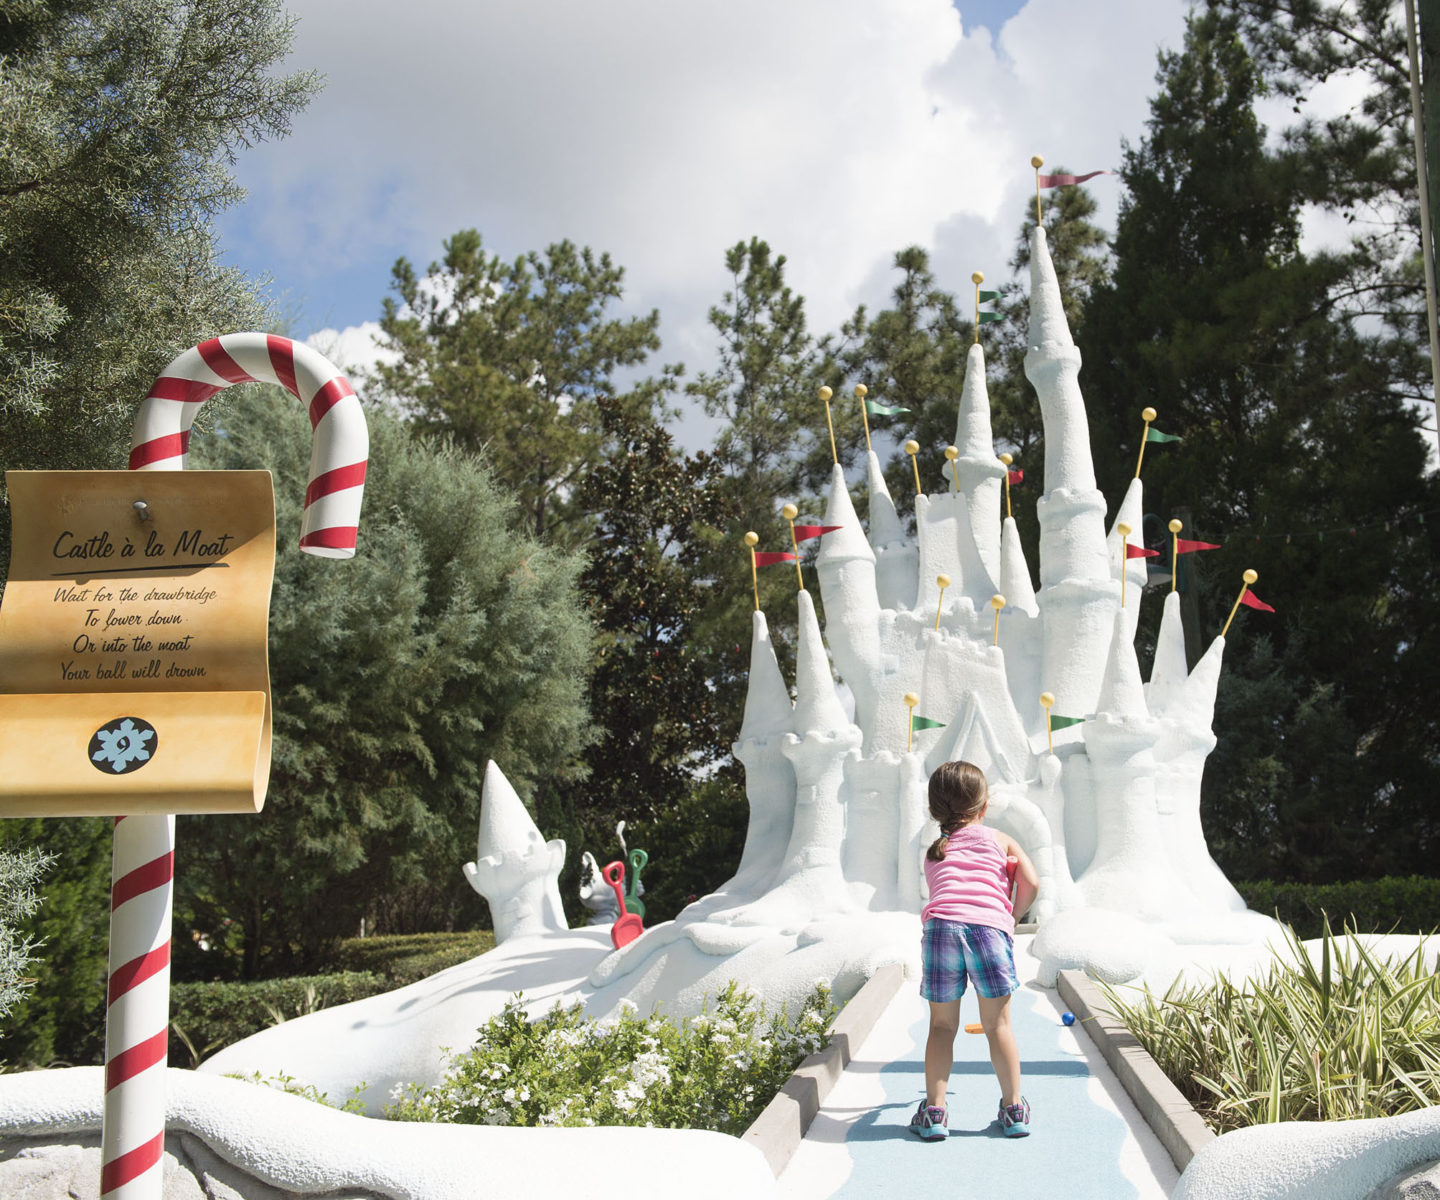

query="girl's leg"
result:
[924,999,961,1108]
[977,992,1021,1106]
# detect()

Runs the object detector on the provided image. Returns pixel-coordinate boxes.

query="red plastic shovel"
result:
[602,860,644,949]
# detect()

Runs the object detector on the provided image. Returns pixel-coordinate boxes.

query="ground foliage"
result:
[387,981,834,1134]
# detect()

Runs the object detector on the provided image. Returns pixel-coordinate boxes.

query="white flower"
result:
[617,998,639,1015]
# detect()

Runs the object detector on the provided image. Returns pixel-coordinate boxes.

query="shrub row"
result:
[325,930,496,984]
[1236,876,1440,939]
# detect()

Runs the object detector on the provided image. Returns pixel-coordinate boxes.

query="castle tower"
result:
[726,610,799,898]
[867,450,918,611]
[1147,591,1190,719]
[1108,477,1149,649]
[953,341,1006,594]
[815,463,883,738]
[1025,225,1118,716]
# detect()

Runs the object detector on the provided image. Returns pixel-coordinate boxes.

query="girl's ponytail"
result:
[927,827,952,862]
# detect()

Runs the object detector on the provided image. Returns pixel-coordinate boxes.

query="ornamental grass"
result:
[1101,921,1440,1133]
[386,980,834,1134]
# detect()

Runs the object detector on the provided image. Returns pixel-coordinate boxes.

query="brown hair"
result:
[926,760,989,862]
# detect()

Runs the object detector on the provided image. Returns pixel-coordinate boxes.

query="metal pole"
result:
[1404,0,1440,459]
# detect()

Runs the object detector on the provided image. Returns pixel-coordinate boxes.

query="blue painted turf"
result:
[831,980,1138,1199]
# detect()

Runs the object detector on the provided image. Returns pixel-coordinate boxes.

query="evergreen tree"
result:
[0,844,52,1031]
[0,0,317,575]
[372,231,665,542]
[182,390,596,975]
[1080,7,1440,882]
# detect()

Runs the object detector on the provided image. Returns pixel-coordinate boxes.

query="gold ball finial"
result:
[744,531,759,547]
[1039,691,1055,709]
[1031,155,1044,169]
[903,691,920,709]
[855,383,868,399]
[1000,452,1013,466]
[944,445,959,462]
[972,270,985,285]
[1169,519,1184,533]
[1243,569,1258,585]
[818,385,833,402]
[1116,522,1132,537]
[937,573,951,589]
[904,439,920,456]
[781,503,798,520]
[1142,406,1157,422]
[991,593,1006,611]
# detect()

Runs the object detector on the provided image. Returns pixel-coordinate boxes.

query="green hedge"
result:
[1237,876,1440,939]
[325,931,495,984]
[169,931,499,1067]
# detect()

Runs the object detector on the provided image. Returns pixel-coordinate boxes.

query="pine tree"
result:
[372,231,664,542]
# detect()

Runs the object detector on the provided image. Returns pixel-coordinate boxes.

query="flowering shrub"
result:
[387,981,835,1135]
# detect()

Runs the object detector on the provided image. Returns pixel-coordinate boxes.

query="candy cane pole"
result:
[102,333,368,1200]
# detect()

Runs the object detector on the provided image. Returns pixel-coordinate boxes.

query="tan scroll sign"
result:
[0,469,276,816]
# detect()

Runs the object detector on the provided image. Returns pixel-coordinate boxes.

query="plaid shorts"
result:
[919,918,1018,1002]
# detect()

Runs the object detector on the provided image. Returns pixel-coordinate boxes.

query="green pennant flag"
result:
[977,311,1006,324]
[978,290,1002,302]
[1049,714,1086,730]
[865,400,911,417]
[1145,428,1182,443]
[912,716,947,731]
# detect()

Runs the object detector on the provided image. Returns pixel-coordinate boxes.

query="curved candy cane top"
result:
[130,333,369,558]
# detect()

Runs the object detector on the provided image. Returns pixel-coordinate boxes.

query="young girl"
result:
[909,760,1039,1141]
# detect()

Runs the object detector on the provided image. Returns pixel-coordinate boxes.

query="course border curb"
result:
[1057,968,1216,1172]
[742,962,906,1177]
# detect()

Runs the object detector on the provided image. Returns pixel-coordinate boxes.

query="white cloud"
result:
[232,0,1191,443]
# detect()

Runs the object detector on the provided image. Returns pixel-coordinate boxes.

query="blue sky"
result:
[214,0,1189,410]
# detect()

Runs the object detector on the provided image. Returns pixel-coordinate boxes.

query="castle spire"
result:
[1094,607,1148,720]
[815,463,882,737]
[953,342,1005,584]
[1147,591,1190,719]
[1000,518,1039,617]
[867,449,917,610]
[739,609,795,743]
[793,587,850,735]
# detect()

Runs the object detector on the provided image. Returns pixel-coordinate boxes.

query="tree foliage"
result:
[182,390,595,975]
[372,230,665,542]
[0,841,52,1032]
[0,0,317,573]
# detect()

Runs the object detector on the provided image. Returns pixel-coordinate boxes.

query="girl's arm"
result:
[998,833,1040,920]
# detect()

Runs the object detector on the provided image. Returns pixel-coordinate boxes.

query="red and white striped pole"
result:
[102,333,368,1198]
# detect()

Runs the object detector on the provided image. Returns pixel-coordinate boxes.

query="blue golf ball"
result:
[1061,1011,1075,1026]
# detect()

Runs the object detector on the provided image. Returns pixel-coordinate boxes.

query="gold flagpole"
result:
[1032,155,1044,225]
[945,445,959,493]
[1221,570,1259,638]
[856,384,872,453]
[782,503,803,591]
[1000,453,1014,519]
[972,270,984,344]
[820,385,837,464]
[904,692,919,752]
[1135,406,1157,479]
[991,593,1006,646]
[1040,691,1055,754]
[1169,518,1182,594]
[905,439,922,496]
[745,531,760,612]
[934,574,950,631]
[1116,521,1132,609]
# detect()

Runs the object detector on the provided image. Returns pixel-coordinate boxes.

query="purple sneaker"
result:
[908,1100,949,1141]
[999,1097,1031,1137]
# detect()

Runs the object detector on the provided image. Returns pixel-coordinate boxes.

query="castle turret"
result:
[727,610,798,897]
[462,760,567,943]
[1146,591,1190,718]
[815,464,883,737]
[1108,478,1149,649]
[1026,224,1117,716]
[867,450,918,611]
[953,342,1006,591]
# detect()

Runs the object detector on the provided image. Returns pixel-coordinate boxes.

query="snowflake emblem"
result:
[89,717,157,775]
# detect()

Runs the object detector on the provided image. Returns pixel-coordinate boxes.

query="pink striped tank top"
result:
[921,824,1014,934]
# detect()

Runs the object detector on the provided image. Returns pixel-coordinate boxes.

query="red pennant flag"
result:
[1038,169,1113,187]
[1007,469,1023,485]
[1240,591,1275,613]
[1125,544,1160,559]
[1175,538,1221,554]
[792,524,843,542]
[753,551,797,566]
